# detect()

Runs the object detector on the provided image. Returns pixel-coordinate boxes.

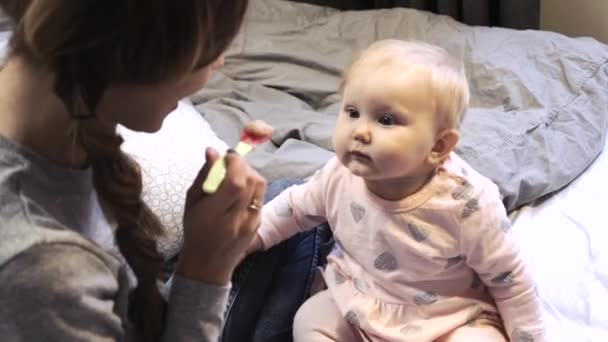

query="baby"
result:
[250,40,544,341]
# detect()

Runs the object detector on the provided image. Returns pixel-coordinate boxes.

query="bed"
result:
[2,1,607,340]
[121,1,608,340]
[509,138,608,342]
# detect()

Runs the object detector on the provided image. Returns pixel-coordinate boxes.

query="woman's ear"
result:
[427,128,460,165]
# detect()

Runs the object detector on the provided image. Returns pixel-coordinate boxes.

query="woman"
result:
[0,1,271,341]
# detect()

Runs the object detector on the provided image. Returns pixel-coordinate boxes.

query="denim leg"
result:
[221,179,333,342]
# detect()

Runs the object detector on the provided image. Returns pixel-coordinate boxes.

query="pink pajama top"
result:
[258,153,545,341]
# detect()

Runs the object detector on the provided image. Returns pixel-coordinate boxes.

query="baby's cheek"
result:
[331,131,342,152]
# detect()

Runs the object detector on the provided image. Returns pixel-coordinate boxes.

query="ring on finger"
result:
[248,198,263,211]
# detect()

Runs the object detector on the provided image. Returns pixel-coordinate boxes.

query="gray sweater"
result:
[0,135,229,341]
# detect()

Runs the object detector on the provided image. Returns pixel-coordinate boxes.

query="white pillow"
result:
[119,101,228,258]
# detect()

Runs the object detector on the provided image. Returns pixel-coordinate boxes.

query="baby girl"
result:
[250,39,544,342]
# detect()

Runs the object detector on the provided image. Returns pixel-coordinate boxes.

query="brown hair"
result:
[0,0,248,340]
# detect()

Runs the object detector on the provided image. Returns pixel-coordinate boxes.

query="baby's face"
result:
[332,64,439,182]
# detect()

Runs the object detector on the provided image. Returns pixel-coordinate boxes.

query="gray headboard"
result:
[285,0,540,29]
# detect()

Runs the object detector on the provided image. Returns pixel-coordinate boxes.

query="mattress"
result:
[510,138,608,341]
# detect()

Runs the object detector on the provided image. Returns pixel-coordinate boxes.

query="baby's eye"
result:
[345,107,360,119]
[378,114,396,126]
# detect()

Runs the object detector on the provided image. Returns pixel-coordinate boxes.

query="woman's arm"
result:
[0,243,229,342]
[163,275,230,342]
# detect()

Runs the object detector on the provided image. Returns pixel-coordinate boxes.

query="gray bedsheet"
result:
[191,0,608,211]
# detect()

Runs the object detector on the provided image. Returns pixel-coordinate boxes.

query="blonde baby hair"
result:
[341,39,470,129]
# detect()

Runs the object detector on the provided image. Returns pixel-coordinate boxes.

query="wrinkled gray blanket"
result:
[191,0,608,211]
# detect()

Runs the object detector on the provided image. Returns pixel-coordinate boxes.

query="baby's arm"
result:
[256,158,337,250]
[459,185,545,341]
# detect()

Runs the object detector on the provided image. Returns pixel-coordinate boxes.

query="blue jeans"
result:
[221,179,333,342]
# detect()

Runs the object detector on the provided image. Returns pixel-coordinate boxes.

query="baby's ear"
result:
[427,128,460,165]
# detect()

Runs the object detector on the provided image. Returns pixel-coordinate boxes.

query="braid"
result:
[73,109,167,342]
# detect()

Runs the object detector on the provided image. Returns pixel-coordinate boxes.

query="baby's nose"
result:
[353,123,371,143]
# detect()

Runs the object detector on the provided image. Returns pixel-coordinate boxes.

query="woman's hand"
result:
[177,147,267,285]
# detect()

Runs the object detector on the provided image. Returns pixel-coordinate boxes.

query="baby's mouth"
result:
[349,150,372,161]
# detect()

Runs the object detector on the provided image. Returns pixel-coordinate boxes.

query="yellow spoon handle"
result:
[201,141,253,194]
